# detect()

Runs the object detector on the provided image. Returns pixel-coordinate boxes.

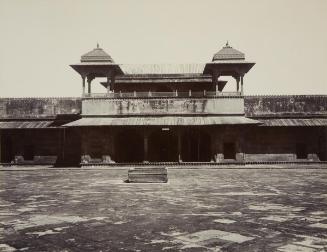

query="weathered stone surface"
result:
[0,98,81,119]
[0,168,326,251]
[0,95,326,119]
[82,97,244,116]
[244,127,324,161]
[245,95,327,117]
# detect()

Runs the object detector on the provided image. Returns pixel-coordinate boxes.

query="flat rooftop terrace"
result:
[0,167,327,251]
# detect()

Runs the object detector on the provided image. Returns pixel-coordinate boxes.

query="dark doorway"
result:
[62,128,81,166]
[149,129,178,162]
[1,134,13,163]
[182,130,211,162]
[23,145,34,160]
[296,143,307,159]
[223,142,236,159]
[155,85,172,93]
[115,129,144,163]
[318,136,326,161]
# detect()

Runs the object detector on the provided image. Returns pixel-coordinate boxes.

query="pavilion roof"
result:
[81,44,114,63]
[212,42,245,61]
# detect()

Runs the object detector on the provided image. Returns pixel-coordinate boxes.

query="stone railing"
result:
[83,91,241,99]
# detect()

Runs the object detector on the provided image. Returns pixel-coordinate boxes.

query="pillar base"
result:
[81,155,91,164]
[103,155,115,163]
[236,153,245,162]
[214,153,224,162]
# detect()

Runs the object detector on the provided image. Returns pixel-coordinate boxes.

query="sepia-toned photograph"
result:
[0,0,326,251]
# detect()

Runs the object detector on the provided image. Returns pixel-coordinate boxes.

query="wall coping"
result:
[245,95,327,98]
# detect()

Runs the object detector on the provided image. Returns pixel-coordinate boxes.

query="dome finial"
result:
[97,42,99,48]
[226,41,229,47]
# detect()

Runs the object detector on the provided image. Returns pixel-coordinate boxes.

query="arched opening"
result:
[148,129,178,162]
[182,129,211,162]
[115,129,144,163]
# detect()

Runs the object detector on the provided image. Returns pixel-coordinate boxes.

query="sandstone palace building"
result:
[0,44,326,166]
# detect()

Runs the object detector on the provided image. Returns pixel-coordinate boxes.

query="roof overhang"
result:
[203,61,255,75]
[64,116,260,127]
[258,118,327,126]
[0,121,54,129]
[70,63,124,76]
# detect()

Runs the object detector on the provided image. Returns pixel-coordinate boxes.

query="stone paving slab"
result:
[0,168,327,251]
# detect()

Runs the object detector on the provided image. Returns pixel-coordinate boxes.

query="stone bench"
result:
[127,167,168,183]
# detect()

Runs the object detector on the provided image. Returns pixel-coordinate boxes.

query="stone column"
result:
[212,129,223,163]
[87,76,94,95]
[106,74,110,95]
[111,73,116,93]
[87,80,91,94]
[240,74,244,95]
[82,76,86,97]
[235,141,245,163]
[197,132,201,161]
[144,133,149,163]
[235,76,240,92]
[212,69,219,95]
[102,128,114,163]
[178,130,182,162]
[61,128,66,164]
[81,129,90,164]
[0,130,2,163]
[110,130,115,162]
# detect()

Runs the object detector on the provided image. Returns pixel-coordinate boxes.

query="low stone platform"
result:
[127,167,168,183]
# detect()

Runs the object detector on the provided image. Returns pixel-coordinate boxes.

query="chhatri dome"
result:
[80,43,114,63]
[212,42,245,61]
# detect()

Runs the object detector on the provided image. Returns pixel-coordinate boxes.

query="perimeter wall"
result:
[0,95,326,164]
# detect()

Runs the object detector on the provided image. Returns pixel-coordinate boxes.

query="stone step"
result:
[128,167,168,183]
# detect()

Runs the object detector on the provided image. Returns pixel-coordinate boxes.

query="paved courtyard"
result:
[0,167,327,251]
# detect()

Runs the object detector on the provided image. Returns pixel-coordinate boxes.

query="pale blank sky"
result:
[0,0,326,97]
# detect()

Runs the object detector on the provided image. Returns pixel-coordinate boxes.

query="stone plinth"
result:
[127,167,168,183]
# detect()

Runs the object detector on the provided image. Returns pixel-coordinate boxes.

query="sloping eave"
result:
[0,121,53,129]
[259,118,327,126]
[64,116,260,127]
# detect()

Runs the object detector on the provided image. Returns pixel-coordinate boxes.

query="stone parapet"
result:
[245,95,327,118]
[82,97,245,116]
[0,98,81,119]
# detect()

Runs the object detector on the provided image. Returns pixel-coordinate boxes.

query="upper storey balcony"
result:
[70,43,255,117]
